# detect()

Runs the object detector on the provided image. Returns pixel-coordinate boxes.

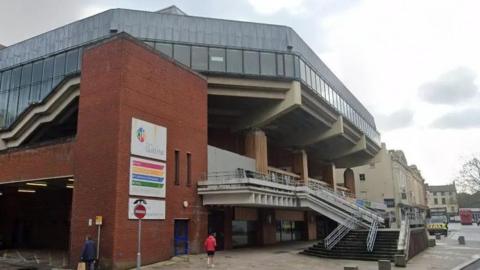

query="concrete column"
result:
[245,129,268,174]
[257,208,276,245]
[293,150,309,182]
[306,212,317,240]
[223,208,233,250]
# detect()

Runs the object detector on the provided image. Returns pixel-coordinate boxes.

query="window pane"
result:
[187,153,192,186]
[41,57,54,99]
[20,64,32,87]
[315,74,320,94]
[18,64,32,114]
[209,48,226,72]
[66,49,79,74]
[144,41,154,48]
[30,61,43,103]
[155,42,172,57]
[284,54,294,77]
[244,51,259,75]
[53,53,66,86]
[305,65,311,87]
[226,49,242,73]
[260,52,275,76]
[299,60,306,81]
[191,46,208,70]
[294,56,300,78]
[7,67,21,125]
[276,54,284,76]
[173,44,190,67]
[10,67,22,89]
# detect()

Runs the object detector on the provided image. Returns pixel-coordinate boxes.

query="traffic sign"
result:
[134,204,146,219]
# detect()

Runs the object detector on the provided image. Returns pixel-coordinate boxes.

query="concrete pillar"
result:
[293,150,309,181]
[224,208,233,250]
[245,129,268,174]
[257,208,276,245]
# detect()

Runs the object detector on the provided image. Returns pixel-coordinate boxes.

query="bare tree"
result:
[456,157,480,193]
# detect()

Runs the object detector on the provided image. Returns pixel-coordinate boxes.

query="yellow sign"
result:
[95,216,103,225]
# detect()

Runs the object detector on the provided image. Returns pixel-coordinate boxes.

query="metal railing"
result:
[366,219,378,252]
[200,169,384,227]
[324,216,358,250]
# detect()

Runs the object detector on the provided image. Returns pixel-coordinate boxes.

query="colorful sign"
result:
[131,118,167,161]
[129,157,166,198]
[128,198,166,220]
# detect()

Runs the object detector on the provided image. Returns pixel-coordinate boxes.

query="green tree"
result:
[456,157,480,193]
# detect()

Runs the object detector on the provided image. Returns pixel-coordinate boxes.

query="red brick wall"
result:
[70,35,208,269]
[0,141,74,182]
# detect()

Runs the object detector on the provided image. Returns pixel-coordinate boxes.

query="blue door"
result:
[174,220,189,255]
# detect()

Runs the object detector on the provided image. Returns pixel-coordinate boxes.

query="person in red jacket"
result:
[204,232,217,267]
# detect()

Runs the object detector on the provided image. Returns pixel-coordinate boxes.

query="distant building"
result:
[336,143,428,228]
[426,184,459,217]
[0,44,5,50]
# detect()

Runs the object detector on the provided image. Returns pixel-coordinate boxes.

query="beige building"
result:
[426,184,459,217]
[336,143,428,228]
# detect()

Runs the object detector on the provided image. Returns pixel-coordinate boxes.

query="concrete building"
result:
[0,6,384,269]
[336,144,428,228]
[426,184,459,217]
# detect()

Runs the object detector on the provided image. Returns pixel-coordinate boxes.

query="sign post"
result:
[95,216,103,262]
[134,199,146,270]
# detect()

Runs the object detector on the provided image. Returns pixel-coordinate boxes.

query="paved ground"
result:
[137,238,480,270]
[1,224,479,269]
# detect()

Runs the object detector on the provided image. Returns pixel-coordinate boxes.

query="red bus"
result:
[460,209,473,225]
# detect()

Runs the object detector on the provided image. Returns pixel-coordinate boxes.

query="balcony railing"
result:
[200,168,384,226]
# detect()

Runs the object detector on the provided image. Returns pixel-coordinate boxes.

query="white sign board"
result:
[131,118,167,161]
[128,198,166,220]
[129,157,166,198]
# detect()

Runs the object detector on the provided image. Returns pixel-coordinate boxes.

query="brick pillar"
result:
[322,163,337,191]
[293,150,308,182]
[257,208,276,245]
[305,212,317,240]
[223,208,233,250]
[244,129,268,174]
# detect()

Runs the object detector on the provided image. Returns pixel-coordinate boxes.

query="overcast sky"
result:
[1,0,479,187]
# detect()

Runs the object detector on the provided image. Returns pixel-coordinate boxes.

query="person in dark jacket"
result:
[80,235,96,270]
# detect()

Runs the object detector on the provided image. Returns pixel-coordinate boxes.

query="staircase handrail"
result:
[366,219,378,252]
[324,216,358,250]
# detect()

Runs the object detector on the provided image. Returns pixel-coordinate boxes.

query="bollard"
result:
[435,234,441,240]
[378,260,391,270]
[394,254,407,267]
[344,265,359,270]
[458,236,465,245]
[428,239,436,247]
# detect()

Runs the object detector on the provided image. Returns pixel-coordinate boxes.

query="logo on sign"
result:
[136,127,146,142]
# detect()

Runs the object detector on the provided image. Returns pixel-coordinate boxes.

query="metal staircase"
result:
[366,219,379,252]
[324,216,358,250]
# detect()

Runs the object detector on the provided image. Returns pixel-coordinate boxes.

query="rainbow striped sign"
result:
[129,157,166,198]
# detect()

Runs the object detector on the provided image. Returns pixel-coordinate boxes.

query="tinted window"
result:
[155,43,172,57]
[226,49,242,73]
[18,64,32,114]
[173,44,190,67]
[260,52,275,76]
[284,54,294,77]
[66,49,79,74]
[294,56,300,78]
[191,46,208,70]
[30,61,43,102]
[209,48,226,72]
[276,54,284,76]
[6,68,21,125]
[41,57,54,99]
[0,71,9,127]
[244,51,259,75]
[53,53,66,87]
[299,60,306,81]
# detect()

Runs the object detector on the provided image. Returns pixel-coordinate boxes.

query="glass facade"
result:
[0,38,380,145]
[232,220,257,247]
[275,221,305,242]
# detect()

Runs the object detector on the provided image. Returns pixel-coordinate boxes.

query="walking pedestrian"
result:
[204,232,217,268]
[80,235,96,270]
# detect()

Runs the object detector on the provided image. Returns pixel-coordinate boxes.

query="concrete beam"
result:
[234,81,302,131]
[207,76,291,99]
[298,116,344,146]
[330,135,367,160]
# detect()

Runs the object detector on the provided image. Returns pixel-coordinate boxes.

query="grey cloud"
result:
[418,67,478,105]
[432,108,480,129]
[376,109,414,131]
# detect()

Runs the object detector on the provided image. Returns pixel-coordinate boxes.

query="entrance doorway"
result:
[208,210,225,250]
[174,220,189,256]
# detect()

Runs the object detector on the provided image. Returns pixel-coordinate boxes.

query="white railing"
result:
[199,169,384,227]
[366,219,378,252]
[324,216,358,250]
[397,218,411,260]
